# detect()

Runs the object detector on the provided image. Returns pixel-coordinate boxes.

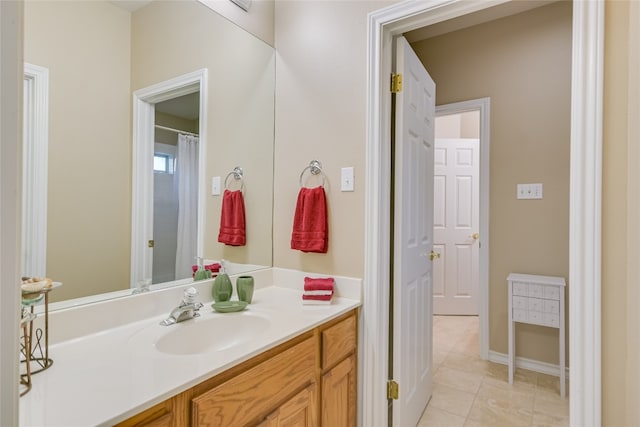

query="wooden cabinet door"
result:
[114,399,174,427]
[192,337,316,426]
[258,384,317,427]
[321,355,356,427]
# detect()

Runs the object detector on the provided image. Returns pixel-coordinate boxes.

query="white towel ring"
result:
[299,160,326,188]
[224,166,245,193]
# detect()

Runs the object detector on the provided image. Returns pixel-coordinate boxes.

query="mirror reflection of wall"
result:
[23,0,275,305]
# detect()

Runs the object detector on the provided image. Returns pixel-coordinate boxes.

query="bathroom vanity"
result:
[118,311,356,426]
[19,269,361,426]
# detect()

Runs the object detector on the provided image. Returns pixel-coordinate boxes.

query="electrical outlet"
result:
[517,183,543,200]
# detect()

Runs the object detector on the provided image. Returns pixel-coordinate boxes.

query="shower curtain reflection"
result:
[175,134,199,280]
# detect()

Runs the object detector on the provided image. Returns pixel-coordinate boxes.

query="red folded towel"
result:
[291,186,328,253]
[302,294,333,301]
[218,190,246,246]
[304,277,335,291]
[304,290,334,296]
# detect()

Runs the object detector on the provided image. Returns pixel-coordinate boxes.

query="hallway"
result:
[417,315,569,427]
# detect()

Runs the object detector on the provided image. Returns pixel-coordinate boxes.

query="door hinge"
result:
[391,73,403,93]
[148,240,154,248]
[387,380,399,400]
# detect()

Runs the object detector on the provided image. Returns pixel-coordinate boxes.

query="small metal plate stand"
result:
[19,306,37,396]
[20,283,60,381]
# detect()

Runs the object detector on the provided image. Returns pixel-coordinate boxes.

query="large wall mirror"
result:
[23,0,275,304]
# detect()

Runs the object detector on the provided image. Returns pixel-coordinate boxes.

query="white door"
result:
[392,36,435,427]
[433,137,480,315]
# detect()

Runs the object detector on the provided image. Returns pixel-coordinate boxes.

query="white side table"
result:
[507,273,566,397]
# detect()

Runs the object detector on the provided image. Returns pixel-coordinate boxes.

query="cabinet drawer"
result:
[192,337,316,426]
[322,314,356,369]
[544,286,561,301]
[544,299,560,314]
[513,309,528,322]
[512,282,529,296]
[544,313,560,328]
[528,297,544,312]
[528,310,543,325]
[528,284,544,298]
[512,296,528,310]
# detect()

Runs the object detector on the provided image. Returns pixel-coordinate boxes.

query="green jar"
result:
[212,272,232,302]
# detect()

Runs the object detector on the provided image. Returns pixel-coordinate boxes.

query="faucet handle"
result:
[183,287,199,304]
[193,302,204,317]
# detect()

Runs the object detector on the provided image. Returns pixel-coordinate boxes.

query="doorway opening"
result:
[131,69,208,290]
[151,92,200,284]
[363,1,603,426]
[433,99,490,362]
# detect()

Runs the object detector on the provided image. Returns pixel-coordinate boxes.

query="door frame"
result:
[362,1,603,426]
[131,69,208,288]
[435,98,490,359]
[22,63,49,278]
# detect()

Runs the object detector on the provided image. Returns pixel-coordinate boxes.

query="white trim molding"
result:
[569,1,604,425]
[364,1,603,426]
[131,69,208,288]
[489,350,570,379]
[436,98,490,361]
[22,63,49,278]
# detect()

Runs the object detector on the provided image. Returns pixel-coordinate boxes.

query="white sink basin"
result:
[133,314,271,356]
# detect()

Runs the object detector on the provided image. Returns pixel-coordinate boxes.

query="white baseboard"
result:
[488,350,570,377]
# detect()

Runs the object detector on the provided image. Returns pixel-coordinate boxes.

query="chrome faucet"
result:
[160,287,203,326]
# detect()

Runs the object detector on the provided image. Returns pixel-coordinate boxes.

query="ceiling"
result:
[404,0,560,43]
[155,92,200,121]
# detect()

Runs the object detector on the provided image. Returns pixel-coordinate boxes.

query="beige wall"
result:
[273,0,395,277]
[24,1,132,301]
[625,4,640,426]
[412,1,572,365]
[436,111,480,139]
[602,1,640,426]
[131,0,275,269]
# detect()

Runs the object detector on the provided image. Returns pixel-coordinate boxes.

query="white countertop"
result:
[19,284,360,427]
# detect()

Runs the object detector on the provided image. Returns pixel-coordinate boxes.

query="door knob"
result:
[429,250,440,261]
[470,233,480,240]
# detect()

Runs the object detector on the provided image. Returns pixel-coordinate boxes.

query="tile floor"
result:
[417,315,569,427]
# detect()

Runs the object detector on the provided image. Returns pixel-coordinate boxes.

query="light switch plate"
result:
[341,167,355,192]
[517,183,543,199]
[212,176,221,196]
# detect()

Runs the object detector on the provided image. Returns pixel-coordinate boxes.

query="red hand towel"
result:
[291,186,328,253]
[218,190,246,246]
[304,277,335,291]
